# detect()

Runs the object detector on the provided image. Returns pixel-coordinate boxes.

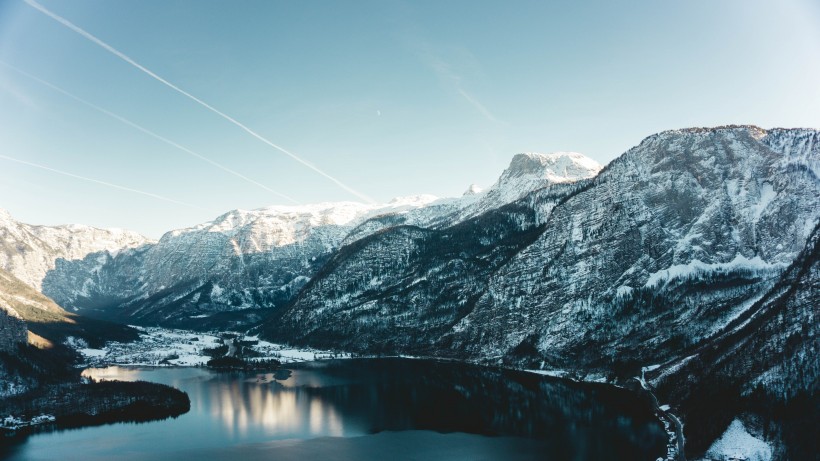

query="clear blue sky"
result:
[1,0,818,237]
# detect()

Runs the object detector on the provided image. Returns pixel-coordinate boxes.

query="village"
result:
[77,326,351,368]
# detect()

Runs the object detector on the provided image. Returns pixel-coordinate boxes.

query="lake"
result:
[1,359,667,460]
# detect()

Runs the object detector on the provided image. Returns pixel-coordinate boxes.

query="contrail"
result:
[0,60,300,204]
[24,0,376,204]
[0,154,208,211]
[456,88,502,124]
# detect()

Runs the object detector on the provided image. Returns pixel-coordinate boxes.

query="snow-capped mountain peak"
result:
[467,152,602,213]
[463,184,483,196]
[498,152,603,185]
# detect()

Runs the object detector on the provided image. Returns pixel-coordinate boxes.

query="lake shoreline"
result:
[6,358,669,460]
[0,380,190,438]
[80,329,685,461]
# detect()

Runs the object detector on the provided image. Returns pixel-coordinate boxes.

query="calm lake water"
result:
[1,359,666,460]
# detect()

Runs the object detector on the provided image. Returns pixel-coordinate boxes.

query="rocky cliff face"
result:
[449,127,817,369]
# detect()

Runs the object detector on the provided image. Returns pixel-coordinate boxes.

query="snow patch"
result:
[528,369,570,379]
[705,419,772,461]
[751,183,776,222]
[80,348,107,358]
[646,254,783,287]
[616,285,633,297]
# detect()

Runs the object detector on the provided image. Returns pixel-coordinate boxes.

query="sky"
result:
[0,0,818,238]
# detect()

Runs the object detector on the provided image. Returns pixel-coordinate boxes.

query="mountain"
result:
[263,180,588,353]
[445,127,817,370]
[0,209,151,291]
[260,126,818,458]
[41,153,599,329]
[266,127,818,364]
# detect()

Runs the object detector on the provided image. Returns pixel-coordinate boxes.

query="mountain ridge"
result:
[33,151,601,329]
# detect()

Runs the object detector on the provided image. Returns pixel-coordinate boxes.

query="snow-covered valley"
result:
[77,326,352,368]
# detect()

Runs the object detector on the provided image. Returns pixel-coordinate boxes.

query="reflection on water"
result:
[82,366,354,440]
[6,359,666,461]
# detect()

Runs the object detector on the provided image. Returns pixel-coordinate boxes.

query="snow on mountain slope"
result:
[0,209,151,291]
[761,127,819,178]
[484,151,602,204]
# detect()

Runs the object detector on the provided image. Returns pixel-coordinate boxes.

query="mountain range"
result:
[0,125,816,459]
